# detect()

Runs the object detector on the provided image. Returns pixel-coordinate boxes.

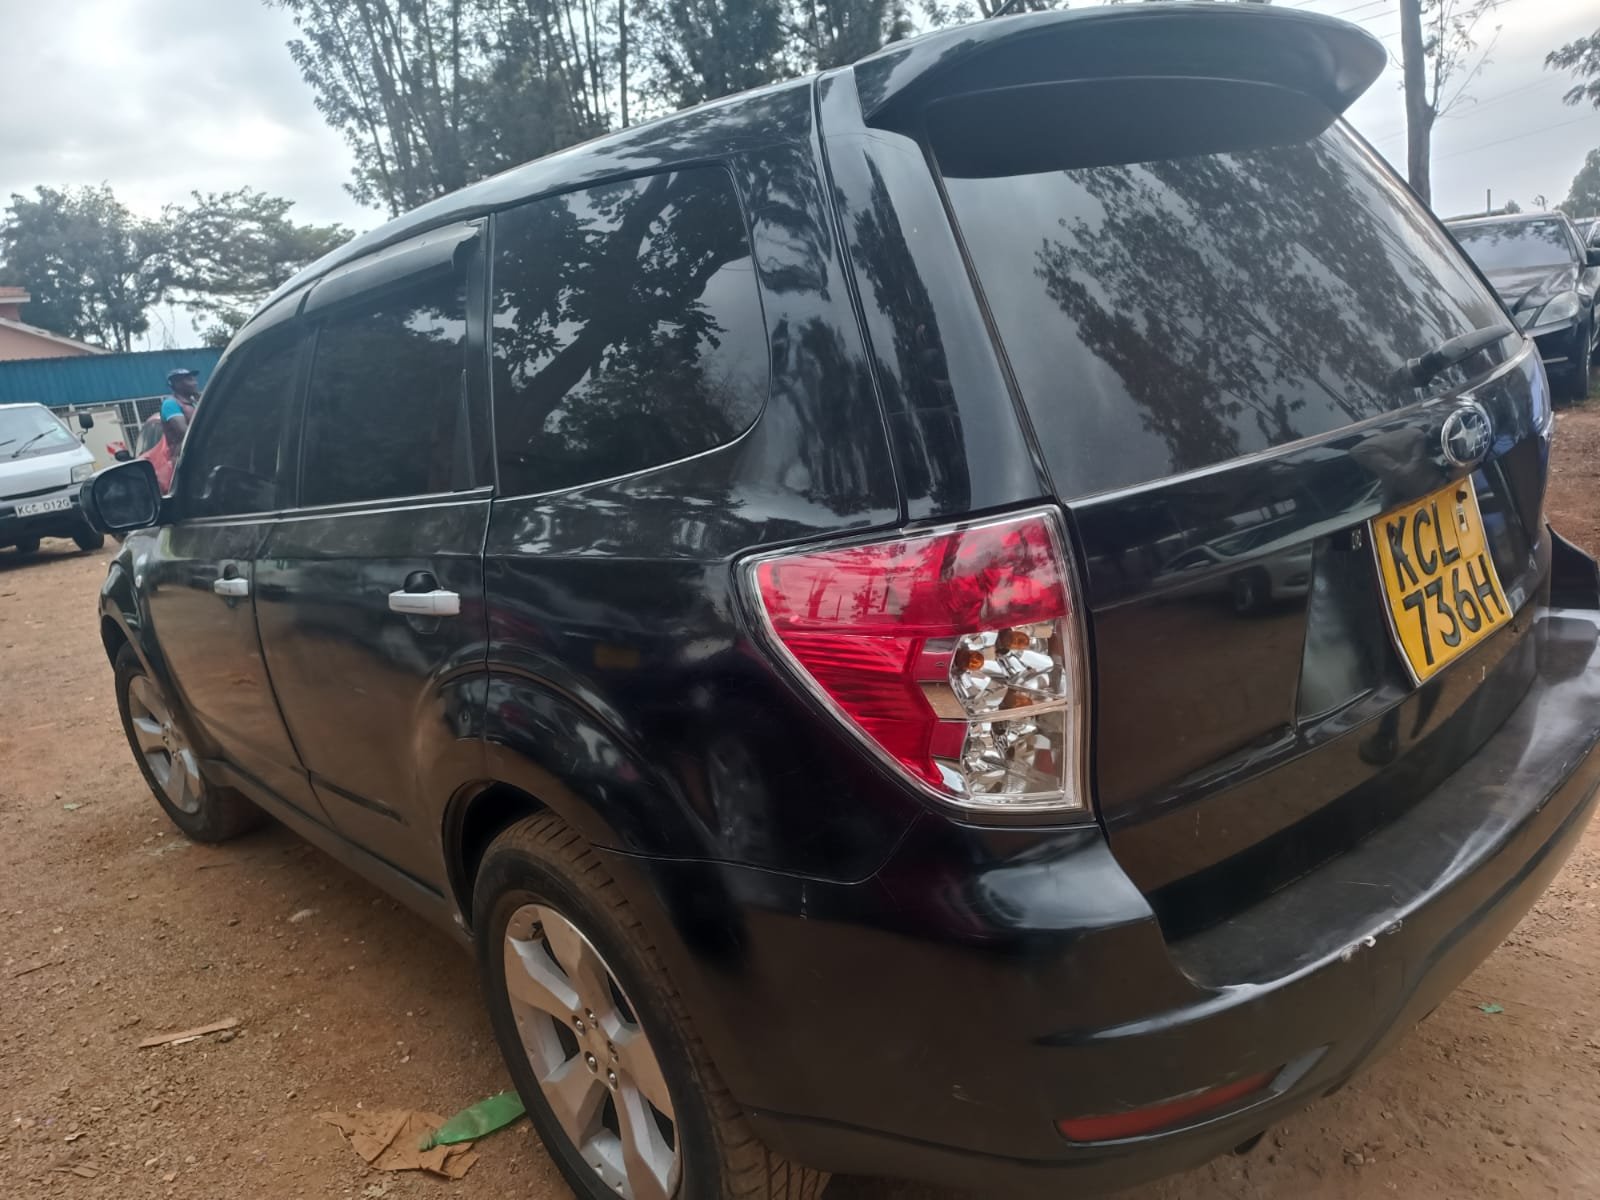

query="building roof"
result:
[0,347,223,409]
[0,316,106,356]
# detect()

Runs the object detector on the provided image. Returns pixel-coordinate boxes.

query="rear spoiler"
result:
[853,2,1385,131]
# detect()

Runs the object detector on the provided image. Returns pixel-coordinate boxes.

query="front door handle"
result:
[388,589,460,617]
[212,577,249,598]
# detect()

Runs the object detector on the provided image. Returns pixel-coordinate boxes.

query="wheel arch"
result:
[442,779,548,933]
[442,750,672,939]
[99,556,151,670]
[100,611,132,666]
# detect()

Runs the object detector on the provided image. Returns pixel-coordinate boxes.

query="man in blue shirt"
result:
[141,368,200,491]
[160,367,200,439]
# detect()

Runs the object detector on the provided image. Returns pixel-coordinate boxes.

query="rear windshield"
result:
[1450,219,1578,272]
[938,121,1504,497]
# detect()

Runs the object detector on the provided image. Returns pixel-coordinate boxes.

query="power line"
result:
[1435,112,1600,162]
[1322,0,1391,18]
[1362,76,1573,147]
[1439,76,1570,117]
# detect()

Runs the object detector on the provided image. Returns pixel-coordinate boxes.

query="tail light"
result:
[746,509,1089,814]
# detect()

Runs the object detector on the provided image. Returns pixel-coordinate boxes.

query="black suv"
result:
[83,6,1600,1199]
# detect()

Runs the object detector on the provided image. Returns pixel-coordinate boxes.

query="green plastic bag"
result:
[420,1091,527,1150]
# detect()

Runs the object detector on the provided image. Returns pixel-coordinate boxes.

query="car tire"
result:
[12,536,40,555]
[1558,319,1595,402]
[1557,363,1589,404]
[73,528,106,552]
[475,812,827,1200]
[113,644,265,843]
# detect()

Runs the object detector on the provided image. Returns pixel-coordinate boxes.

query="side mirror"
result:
[76,411,94,431]
[1587,247,1600,268]
[80,459,163,535]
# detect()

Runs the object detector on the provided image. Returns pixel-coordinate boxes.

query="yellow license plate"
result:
[1371,481,1510,684]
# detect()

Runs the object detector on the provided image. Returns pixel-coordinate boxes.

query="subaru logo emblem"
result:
[1440,400,1493,468]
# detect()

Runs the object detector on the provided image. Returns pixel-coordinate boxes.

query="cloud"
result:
[0,0,367,228]
[1325,0,1600,215]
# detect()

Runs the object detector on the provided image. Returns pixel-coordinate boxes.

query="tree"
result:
[0,185,171,351]
[0,184,350,351]
[637,0,790,109]
[794,0,912,71]
[1398,0,1501,207]
[167,188,351,344]
[270,0,931,212]
[270,0,625,215]
[1561,148,1600,217]
[1547,27,1600,111]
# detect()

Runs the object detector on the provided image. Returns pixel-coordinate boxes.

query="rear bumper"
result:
[0,484,89,544]
[621,605,1600,1196]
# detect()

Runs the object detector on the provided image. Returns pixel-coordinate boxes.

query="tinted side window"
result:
[491,167,767,497]
[301,272,469,507]
[181,335,299,518]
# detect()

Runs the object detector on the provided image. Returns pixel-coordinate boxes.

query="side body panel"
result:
[479,89,916,881]
[255,496,492,891]
[139,516,327,822]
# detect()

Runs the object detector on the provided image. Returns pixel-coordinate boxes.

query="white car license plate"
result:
[15,496,72,517]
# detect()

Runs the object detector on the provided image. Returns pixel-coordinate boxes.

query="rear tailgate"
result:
[912,9,1554,938]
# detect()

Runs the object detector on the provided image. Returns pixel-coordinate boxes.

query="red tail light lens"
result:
[748,509,1088,813]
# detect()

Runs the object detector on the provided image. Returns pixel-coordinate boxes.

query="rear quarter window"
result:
[489,166,769,497]
[936,109,1505,497]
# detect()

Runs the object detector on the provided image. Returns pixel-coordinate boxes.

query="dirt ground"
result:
[6,405,1600,1200]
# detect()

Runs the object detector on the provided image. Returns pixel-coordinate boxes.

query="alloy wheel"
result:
[126,674,203,815]
[504,903,679,1200]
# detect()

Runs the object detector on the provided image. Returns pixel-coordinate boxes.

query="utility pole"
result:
[618,0,630,127]
[1400,0,1432,206]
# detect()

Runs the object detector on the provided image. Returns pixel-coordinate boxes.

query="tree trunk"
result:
[1399,0,1432,206]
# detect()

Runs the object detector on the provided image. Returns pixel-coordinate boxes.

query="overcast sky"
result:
[0,0,1596,347]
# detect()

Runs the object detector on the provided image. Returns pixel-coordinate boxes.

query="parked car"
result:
[1446,211,1600,400]
[0,402,104,555]
[82,5,1600,1198]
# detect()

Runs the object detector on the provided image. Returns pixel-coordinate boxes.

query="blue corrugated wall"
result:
[0,348,223,409]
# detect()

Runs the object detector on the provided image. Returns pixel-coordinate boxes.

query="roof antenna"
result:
[989,0,1026,17]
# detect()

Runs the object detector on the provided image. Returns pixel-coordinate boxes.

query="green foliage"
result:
[271,0,621,214]
[0,185,171,352]
[639,0,790,109]
[1560,148,1600,217]
[166,187,351,336]
[0,184,350,351]
[1547,27,1600,110]
[270,0,943,214]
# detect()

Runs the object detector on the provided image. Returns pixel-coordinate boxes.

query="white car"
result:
[0,402,105,554]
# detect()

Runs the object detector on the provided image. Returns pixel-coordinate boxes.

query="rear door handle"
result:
[388,589,460,617]
[212,578,249,597]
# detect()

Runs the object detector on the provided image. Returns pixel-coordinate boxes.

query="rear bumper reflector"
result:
[1056,1069,1277,1142]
